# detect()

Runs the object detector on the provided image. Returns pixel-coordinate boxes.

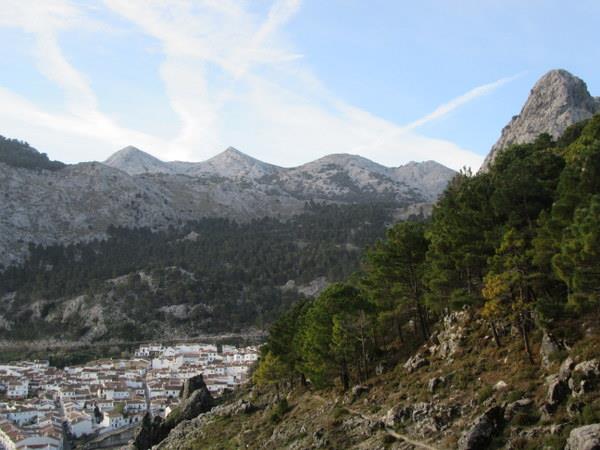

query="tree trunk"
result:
[519,314,534,364]
[396,318,404,343]
[416,302,429,341]
[340,361,350,391]
[490,320,502,347]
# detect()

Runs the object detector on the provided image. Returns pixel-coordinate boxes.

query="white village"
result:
[0,343,259,449]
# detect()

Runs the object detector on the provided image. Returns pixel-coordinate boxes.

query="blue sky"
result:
[0,1,599,170]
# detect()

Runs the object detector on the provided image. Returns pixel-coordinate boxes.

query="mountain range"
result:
[0,144,454,268]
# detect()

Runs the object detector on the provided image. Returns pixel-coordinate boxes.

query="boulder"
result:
[428,376,445,393]
[494,380,508,391]
[351,384,370,400]
[458,406,505,450]
[543,374,570,414]
[565,424,600,450]
[504,398,533,422]
[404,354,429,373]
[570,359,600,397]
[540,330,564,368]
[560,356,577,381]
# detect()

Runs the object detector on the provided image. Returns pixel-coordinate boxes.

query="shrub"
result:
[506,390,525,403]
[512,410,541,427]
[477,385,494,404]
[270,399,290,423]
[580,404,599,425]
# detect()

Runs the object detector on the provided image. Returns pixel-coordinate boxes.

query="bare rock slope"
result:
[482,69,600,170]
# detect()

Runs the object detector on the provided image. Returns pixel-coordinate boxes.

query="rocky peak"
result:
[187,146,281,179]
[481,69,600,171]
[104,146,175,175]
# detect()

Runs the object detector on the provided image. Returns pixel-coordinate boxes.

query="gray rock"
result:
[504,398,533,421]
[493,380,508,391]
[560,356,577,381]
[570,359,600,397]
[404,354,430,373]
[481,69,600,171]
[351,384,370,400]
[428,376,445,393]
[458,406,505,450]
[565,424,600,450]
[539,330,564,368]
[544,374,570,413]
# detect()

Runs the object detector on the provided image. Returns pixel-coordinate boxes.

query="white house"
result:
[68,411,93,438]
[101,411,126,429]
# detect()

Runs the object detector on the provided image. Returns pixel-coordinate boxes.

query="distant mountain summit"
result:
[104,145,176,175]
[481,69,600,170]
[173,147,280,179]
[103,147,455,201]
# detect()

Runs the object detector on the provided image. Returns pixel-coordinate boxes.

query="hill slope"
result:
[151,310,600,450]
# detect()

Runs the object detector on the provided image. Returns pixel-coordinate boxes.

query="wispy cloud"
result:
[403,73,525,131]
[351,73,522,162]
[0,0,504,170]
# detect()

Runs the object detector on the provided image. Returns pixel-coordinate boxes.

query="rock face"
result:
[458,406,505,450]
[481,69,600,170]
[565,424,600,450]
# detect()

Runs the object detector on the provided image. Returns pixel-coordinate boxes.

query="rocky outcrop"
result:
[481,69,600,170]
[130,375,214,450]
[428,309,470,360]
[565,424,600,450]
[570,359,600,397]
[543,374,571,414]
[540,330,566,368]
[382,400,461,435]
[458,406,505,450]
[403,353,429,373]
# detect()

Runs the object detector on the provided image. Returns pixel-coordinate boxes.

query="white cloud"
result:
[0,0,510,170]
[404,73,524,131]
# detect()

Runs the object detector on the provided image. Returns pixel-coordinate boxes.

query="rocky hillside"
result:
[0,143,454,269]
[137,310,600,450]
[481,69,600,170]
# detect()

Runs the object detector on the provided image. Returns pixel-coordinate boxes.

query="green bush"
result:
[270,399,291,423]
[512,410,540,427]
[580,404,599,425]
[477,385,494,404]
[506,390,525,403]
